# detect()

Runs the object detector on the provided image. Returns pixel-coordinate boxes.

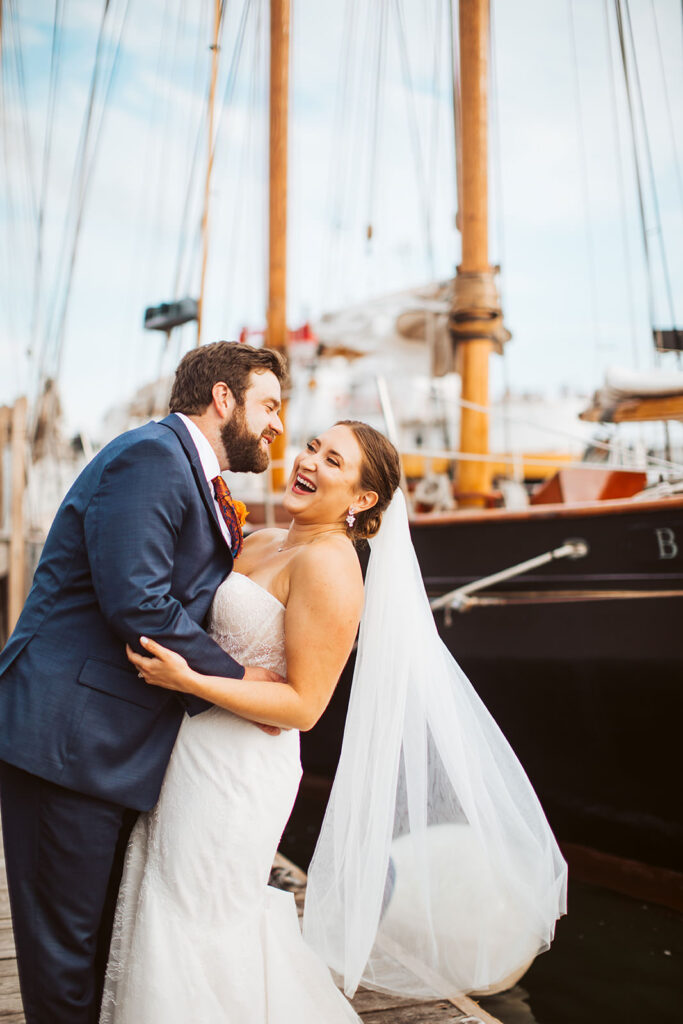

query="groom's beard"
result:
[221,406,272,473]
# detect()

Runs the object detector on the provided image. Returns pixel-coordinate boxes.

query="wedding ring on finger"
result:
[137,671,144,679]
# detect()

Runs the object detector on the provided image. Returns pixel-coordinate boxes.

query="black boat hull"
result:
[300,496,683,871]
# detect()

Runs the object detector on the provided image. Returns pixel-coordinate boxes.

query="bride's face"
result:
[283,425,377,525]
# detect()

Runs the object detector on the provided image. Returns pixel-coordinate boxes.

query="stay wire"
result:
[394,0,435,275]
[170,0,212,304]
[624,0,678,330]
[613,0,657,338]
[426,0,443,260]
[568,0,603,375]
[217,0,260,322]
[215,0,255,325]
[319,0,358,309]
[50,0,133,389]
[30,0,67,363]
[37,0,114,389]
[0,5,31,375]
[365,0,388,251]
[603,0,639,368]
[650,0,683,220]
[7,0,38,224]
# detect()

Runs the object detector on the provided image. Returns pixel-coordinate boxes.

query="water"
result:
[280,779,683,1024]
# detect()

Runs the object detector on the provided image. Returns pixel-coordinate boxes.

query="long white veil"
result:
[303,489,567,999]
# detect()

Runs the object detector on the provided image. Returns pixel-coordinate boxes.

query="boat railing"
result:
[430,539,589,619]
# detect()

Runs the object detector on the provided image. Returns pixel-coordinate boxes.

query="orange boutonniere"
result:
[233,500,248,528]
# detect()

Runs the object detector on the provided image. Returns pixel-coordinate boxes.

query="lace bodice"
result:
[208,572,287,677]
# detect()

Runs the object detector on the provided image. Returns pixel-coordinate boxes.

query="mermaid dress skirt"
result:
[100,572,360,1023]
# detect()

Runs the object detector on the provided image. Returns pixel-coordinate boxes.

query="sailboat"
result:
[291,0,683,895]
[2,0,681,896]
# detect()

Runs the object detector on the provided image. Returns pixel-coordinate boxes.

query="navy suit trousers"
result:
[0,763,138,1024]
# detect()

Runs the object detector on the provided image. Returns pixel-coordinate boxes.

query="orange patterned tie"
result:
[211,475,245,559]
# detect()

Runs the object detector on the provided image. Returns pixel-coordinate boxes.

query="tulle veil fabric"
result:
[303,489,567,1000]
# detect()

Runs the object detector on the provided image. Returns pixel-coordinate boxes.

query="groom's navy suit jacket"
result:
[0,414,243,810]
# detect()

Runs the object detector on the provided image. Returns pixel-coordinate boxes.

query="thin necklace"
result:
[277,530,346,553]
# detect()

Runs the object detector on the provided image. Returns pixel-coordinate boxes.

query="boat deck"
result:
[0,836,499,1023]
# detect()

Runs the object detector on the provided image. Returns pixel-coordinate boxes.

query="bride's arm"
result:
[126,544,363,731]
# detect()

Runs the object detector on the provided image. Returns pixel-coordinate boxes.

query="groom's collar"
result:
[159,413,232,556]
[173,413,221,486]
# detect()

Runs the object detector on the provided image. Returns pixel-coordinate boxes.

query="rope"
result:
[452,394,683,476]
[402,443,683,478]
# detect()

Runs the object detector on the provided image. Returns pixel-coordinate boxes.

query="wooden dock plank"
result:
[0,841,497,1023]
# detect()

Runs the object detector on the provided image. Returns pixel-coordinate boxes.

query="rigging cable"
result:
[218,0,262,325]
[40,0,133,398]
[6,0,38,224]
[623,0,678,331]
[567,0,604,377]
[365,0,388,250]
[650,0,683,219]
[447,0,462,231]
[212,0,255,329]
[30,0,67,363]
[426,0,443,269]
[603,0,639,368]
[394,0,435,276]
[1,0,46,395]
[169,0,214,305]
[489,0,512,469]
[613,0,657,341]
[318,0,358,309]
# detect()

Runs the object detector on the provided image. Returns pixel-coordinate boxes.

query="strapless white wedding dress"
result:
[100,572,360,1023]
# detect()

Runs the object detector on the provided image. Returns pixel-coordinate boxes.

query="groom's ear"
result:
[211,381,236,421]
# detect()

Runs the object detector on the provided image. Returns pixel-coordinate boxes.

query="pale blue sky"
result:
[1,0,682,435]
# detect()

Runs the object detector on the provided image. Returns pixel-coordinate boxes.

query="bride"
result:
[112,420,567,1023]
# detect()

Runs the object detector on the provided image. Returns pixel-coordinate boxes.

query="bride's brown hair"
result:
[336,421,401,541]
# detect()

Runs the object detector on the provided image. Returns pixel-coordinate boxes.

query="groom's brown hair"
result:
[169,341,287,415]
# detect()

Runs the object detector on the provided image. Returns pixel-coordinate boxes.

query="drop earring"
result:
[346,507,356,528]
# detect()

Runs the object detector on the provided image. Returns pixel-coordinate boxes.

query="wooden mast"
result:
[196,0,222,347]
[454,0,492,505]
[266,0,289,490]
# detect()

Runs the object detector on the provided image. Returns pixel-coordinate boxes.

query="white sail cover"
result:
[603,365,683,400]
[303,490,567,1000]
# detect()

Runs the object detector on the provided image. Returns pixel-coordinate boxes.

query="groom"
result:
[0,341,287,1023]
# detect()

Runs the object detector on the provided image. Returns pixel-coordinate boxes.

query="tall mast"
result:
[196,0,222,347]
[453,0,494,506]
[266,0,290,489]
